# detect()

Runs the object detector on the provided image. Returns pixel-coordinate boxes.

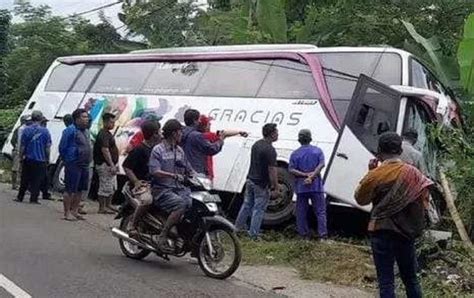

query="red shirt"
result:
[203,132,220,179]
[128,131,144,151]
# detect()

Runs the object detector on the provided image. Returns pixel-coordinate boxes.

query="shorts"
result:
[153,189,192,213]
[96,163,117,197]
[65,163,90,194]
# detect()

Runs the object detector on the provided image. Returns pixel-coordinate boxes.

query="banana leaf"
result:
[457,13,474,95]
[402,20,451,86]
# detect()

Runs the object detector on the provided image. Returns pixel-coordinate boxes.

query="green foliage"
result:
[429,103,474,237]
[0,2,136,109]
[0,10,11,102]
[0,108,21,146]
[122,0,203,47]
[458,13,474,95]
[292,0,473,85]
[4,5,77,107]
[255,0,287,43]
[402,20,450,86]
[194,3,272,45]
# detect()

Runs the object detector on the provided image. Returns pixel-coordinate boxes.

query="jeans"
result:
[371,231,422,298]
[296,192,327,238]
[235,180,270,238]
[17,159,48,202]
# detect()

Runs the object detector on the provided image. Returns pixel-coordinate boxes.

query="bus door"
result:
[324,75,403,211]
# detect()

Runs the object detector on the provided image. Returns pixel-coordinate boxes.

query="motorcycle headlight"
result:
[197,177,213,190]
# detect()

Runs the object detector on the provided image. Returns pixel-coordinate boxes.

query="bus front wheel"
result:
[263,167,295,227]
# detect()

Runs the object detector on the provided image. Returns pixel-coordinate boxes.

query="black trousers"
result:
[41,169,51,199]
[17,159,48,202]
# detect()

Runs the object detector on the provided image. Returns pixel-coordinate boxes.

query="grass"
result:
[0,157,12,184]
[239,231,474,297]
[240,232,376,289]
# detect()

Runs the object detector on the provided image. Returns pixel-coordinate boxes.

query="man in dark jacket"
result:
[181,109,224,176]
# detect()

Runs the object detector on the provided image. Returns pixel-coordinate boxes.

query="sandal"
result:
[72,214,85,220]
[62,217,77,222]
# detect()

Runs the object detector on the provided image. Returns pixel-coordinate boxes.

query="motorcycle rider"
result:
[123,119,161,237]
[149,119,196,253]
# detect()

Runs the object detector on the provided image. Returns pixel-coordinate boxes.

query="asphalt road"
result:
[0,186,276,298]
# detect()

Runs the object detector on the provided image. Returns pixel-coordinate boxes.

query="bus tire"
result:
[263,167,295,227]
[52,160,65,193]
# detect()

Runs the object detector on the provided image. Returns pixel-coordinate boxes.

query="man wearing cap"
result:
[355,132,432,298]
[181,109,224,176]
[10,115,31,190]
[289,129,327,240]
[16,110,51,204]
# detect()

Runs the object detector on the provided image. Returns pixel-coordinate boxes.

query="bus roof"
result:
[131,44,319,54]
[58,44,410,65]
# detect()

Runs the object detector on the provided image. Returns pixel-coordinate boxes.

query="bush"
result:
[0,108,21,147]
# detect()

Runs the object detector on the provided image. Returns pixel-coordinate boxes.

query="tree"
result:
[0,10,11,102]
[194,2,272,45]
[4,4,77,107]
[1,2,134,108]
[121,0,204,47]
[255,0,287,43]
[291,0,473,86]
[73,12,124,54]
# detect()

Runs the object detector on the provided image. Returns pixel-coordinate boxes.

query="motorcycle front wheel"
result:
[118,215,152,260]
[197,227,242,279]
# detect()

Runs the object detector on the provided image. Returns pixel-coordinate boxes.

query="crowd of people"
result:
[10,107,432,298]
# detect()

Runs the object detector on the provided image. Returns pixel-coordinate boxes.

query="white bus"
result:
[2,44,461,226]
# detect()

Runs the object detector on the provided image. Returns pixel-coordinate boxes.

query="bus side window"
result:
[411,59,447,95]
[45,64,83,92]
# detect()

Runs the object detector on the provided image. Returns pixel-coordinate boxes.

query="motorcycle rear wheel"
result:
[118,215,152,260]
[197,227,241,279]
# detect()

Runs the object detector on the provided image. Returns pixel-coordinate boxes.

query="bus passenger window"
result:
[141,62,206,95]
[194,60,270,98]
[257,60,319,99]
[91,63,155,94]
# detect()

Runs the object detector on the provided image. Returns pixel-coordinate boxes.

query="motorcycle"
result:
[111,176,242,280]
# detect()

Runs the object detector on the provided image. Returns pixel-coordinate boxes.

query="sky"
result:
[0,0,124,27]
[0,0,209,38]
